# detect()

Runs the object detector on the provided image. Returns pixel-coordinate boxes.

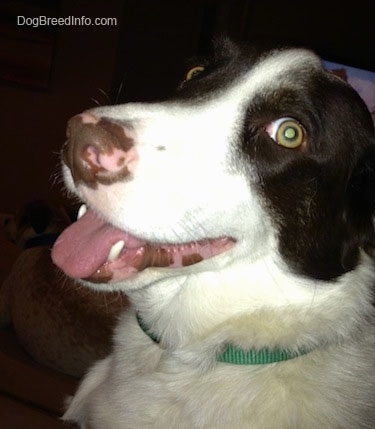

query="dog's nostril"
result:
[63,113,137,187]
[82,145,129,172]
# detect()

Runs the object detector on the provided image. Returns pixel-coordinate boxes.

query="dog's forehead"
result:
[177,48,324,131]
[240,48,321,89]
[169,46,324,121]
[209,47,323,107]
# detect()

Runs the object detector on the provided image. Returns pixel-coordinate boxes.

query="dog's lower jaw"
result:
[52,205,237,285]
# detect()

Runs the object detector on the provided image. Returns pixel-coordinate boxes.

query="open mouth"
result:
[51,206,235,283]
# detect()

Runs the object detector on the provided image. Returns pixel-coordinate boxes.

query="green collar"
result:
[216,344,308,364]
[137,314,309,365]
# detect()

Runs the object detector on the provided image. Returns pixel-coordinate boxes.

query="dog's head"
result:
[52,39,375,293]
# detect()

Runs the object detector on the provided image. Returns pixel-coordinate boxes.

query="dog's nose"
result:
[63,113,138,187]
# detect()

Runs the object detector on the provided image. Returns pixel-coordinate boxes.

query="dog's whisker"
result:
[114,79,126,104]
[90,97,102,106]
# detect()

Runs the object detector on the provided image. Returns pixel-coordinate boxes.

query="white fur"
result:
[62,48,375,428]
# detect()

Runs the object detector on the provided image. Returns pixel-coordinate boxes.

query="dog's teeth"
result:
[108,240,125,262]
[77,204,87,220]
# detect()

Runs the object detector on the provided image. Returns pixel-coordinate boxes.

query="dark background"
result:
[1,0,374,212]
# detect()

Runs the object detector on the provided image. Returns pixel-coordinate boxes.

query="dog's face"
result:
[52,39,375,292]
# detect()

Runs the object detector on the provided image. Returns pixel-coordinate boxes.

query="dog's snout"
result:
[63,113,138,187]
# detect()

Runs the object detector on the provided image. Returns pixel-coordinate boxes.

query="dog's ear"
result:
[344,144,375,261]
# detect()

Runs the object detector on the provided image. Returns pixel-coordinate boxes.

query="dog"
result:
[52,39,375,428]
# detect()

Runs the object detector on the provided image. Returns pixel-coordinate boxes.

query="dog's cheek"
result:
[243,143,356,280]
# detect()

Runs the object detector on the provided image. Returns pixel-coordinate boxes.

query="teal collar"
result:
[137,314,309,365]
[216,344,308,364]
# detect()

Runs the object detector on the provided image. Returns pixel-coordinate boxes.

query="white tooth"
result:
[77,204,87,220]
[108,240,125,262]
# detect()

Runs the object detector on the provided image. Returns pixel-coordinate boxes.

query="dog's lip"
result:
[83,236,234,283]
[51,207,235,283]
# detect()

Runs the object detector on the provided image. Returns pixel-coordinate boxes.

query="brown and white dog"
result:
[52,39,375,428]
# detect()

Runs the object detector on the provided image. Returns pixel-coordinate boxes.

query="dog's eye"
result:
[185,66,205,81]
[265,117,306,149]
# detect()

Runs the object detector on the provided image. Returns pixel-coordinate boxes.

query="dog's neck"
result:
[136,313,311,364]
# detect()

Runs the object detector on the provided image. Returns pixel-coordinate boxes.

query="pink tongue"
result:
[51,209,145,279]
